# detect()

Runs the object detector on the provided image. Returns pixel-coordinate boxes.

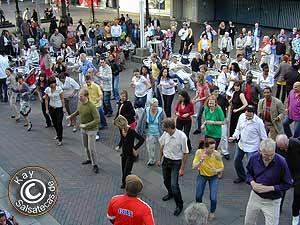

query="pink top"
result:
[288,90,300,120]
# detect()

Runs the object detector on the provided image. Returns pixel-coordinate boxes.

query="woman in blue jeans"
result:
[192,138,224,222]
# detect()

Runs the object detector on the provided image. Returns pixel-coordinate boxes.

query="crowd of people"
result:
[1,6,300,225]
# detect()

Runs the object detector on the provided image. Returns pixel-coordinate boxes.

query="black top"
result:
[232,90,243,110]
[95,46,107,56]
[120,128,145,159]
[219,28,226,35]
[284,68,300,86]
[276,138,300,181]
[109,60,121,76]
[276,42,286,55]
[191,58,205,72]
[115,100,136,125]
[218,94,229,117]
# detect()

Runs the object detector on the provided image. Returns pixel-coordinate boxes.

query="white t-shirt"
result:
[159,129,189,160]
[160,79,176,95]
[0,55,9,79]
[45,86,63,108]
[133,76,148,98]
[62,77,80,98]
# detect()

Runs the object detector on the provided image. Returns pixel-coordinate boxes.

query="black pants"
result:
[162,157,183,208]
[162,94,175,118]
[121,156,134,186]
[286,85,293,99]
[49,106,63,142]
[176,118,192,151]
[179,40,185,55]
[230,110,243,137]
[42,99,52,127]
[275,84,286,104]
[0,78,8,101]
[281,179,300,216]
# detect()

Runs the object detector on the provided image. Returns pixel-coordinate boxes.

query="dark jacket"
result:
[191,58,204,72]
[115,100,136,125]
[109,60,120,76]
[284,67,300,87]
[241,81,263,106]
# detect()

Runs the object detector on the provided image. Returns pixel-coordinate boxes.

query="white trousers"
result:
[219,122,229,155]
[146,135,159,164]
[244,191,281,225]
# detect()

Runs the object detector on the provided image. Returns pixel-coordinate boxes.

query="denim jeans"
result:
[283,117,300,138]
[112,75,120,101]
[196,102,204,130]
[196,174,219,213]
[162,157,183,207]
[234,145,257,180]
[154,80,163,107]
[97,106,107,128]
[275,54,282,65]
[134,95,147,108]
[170,74,184,83]
[103,91,113,114]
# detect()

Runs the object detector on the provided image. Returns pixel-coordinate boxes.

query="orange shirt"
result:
[107,195,155,225]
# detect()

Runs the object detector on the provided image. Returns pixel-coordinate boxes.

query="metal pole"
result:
[116,0,119,19]
[139,0,145,47]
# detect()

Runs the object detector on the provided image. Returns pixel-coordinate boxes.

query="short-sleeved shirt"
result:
[134,76,148,97]
[204,106,225,138]
[159,129,189,160]
[45,86,63,108]
[107,195,155,225]
[193,149,224,176]
[160,79,176,95]
[84,82,102,108]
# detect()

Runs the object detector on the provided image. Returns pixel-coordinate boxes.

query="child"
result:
[6,68,19,120]
[15,74,32,131]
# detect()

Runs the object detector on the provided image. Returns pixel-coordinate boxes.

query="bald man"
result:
[283,82,300,138]
[276,134,300,225]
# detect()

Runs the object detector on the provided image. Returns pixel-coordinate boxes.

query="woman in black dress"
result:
[114,115,144,189]
[229,81,248,136]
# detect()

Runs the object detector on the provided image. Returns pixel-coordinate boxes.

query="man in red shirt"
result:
[107,175,155,225]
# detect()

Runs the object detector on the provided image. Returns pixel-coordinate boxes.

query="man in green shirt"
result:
[67,88,101,173]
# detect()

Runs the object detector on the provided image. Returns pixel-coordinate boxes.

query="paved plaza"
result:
[0,59,294,225]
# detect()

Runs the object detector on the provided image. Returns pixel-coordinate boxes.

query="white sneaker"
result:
[292,216,299,225]
[95,135,100,141]
[115,146,121,152]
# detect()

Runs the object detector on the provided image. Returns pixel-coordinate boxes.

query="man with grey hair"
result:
[259,36,271,68]
[184,202,208,225]
[276,134,300,225]
[244,138,292,225]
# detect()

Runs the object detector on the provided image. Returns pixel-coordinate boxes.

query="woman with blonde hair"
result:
[114,115,144,188]
[137,98,166,166]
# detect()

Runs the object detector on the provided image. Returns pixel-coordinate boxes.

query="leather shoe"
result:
[93,165,99,173]
[162,194,173,201]
[224,154,230,160]
[82,160,92,165]
[233,177,245,184]
[120,184,125,189]
[173,206,183,216]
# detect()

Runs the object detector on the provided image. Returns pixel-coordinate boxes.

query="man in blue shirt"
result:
[78,53,97,87]
[244,138,292,225]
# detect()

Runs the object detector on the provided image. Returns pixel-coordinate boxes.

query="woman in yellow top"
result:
[192,138,224,221]
[198,33,212,54]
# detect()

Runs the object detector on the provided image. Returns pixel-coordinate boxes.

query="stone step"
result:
[0,21,14,28]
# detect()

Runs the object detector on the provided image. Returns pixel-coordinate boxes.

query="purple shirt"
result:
[246,152,292,200]
[288,90,300,121]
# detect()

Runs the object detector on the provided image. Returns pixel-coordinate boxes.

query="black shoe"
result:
[82,160,92,165]
[233,178,245,184]
[11,115,15,119]
[0,98,3,102]
[162,194,173,201]
[193,129,201,135]
[224,154,230,160]
[120,184,125,189]
[45,124,52,128]
[173,206,183,216]
[3,98,8,102]
[107,113,112,117]
[93,165,99,173]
